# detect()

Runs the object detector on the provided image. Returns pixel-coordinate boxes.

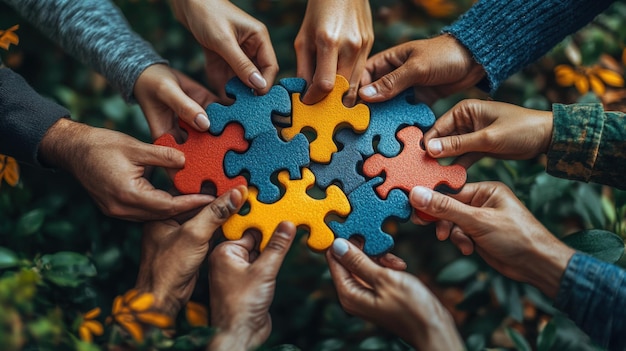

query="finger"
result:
[254,35,279,92]
[302,46,339,105]
[252,221,297,276]
[137,143,186,169]
[435,220,454,241]
[453,152,485,170]
[425,132,492,159]
[158,80,211,132]
[229,231,258,253]
[409,186,479,227]
[183,185,248,235]
[376,253,407,271]
[343,54,368,107]
[328,238,385,287]
[295,36,314,88]
[450,226,475,255]
[218,42,268,92]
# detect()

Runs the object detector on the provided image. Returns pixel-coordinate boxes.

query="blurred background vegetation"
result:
[1,0,626,350]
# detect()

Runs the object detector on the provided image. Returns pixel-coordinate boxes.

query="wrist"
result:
[441,33,485,85]
[526,238,575,299]
[207,325,256,351]
[38,118,89,171]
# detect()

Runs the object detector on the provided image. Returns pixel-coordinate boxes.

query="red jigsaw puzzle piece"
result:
[154,121,249,196]
[362,126,466,220]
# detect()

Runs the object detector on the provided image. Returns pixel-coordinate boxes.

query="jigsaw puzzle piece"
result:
[309,129,366,195]
[357,90,436,157]
[224,130,310,203]
[222,168,351,252]
[280,75,370,163]
[207,77,291,140]
[329,178,411,256]
[279,77,307,94]
[154,121,249,196]
[362,126,466,199]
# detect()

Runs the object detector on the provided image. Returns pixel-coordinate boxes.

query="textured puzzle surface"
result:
[222,169,351,252]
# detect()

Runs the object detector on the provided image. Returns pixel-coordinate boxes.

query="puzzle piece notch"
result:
[207,77,291,140]
[362,126,466,199]
[224,130,310,203]
[222,168,351,252]
[329,177,411,256]
[280,75,370,163]
[358,90,436,157]
[309,129,366,195]
[154,121,249,196]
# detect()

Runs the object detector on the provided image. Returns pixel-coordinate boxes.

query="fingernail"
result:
[194,114,210,130]
[360,86,377,98]
[428,139,442,155]
[249,72,267,89]
[410,186,432,208]
[332,238,349,257]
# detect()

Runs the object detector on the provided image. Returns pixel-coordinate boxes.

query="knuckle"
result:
[430,194,453,215]
[316,31,340,48]
[314,79,335,94]
[448,135,463,152]
[265,232,290,253]
[378,74,396,94]
[208,200,232,220]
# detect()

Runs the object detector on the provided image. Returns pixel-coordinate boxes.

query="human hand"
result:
[294,0,373,106]
[135,186,247,318]
[359,34,485,105]
[134,64,218,140]
[326,239,464,350]
[423,99,554,168]
[207,222,297,351]
[171,0,278,98]
[38,118,214,221]
[409,182,576,298]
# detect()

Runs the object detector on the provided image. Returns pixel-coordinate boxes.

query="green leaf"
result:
[505,327,531,351]
[602,195,617,225]
[437,258,478,284]
[537,320,557,351]
[359,336,388,350]
[465,334,486,351]
[529,174,571,212]
[16,209,46,236]
[38,252,97,287]
[562,229,625,265]
[0,247,19,269]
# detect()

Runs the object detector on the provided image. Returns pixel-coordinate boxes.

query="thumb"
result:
[329,238,385,287]
[138,143,186,169]
[183,185,248,238]
[426,132,490,159]
[219,43,267,91]
[358,65,414,103]
[160,84,211,132]
[253,221,297,277]
[409,186,478,227]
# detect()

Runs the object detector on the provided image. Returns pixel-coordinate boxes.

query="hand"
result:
[409,182,576,298]
[135,186,247,318]
[134,64,218,139]
[171,0,278,98]
[326,239,464,350]
[295,0,373,106]
[38,118,214,221]
[423,99,554,168]
[359,34,485,105]
[207,222,296,351]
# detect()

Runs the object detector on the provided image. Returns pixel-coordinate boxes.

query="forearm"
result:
[206,328,256,351]
[443,0,614,93]
[3,0,167,102]
[0,68,70,166]
[546,103,626,190]
[554,252,626,350]
[38,118,90,172]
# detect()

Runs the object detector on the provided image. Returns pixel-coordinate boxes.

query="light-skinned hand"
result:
[135,186,247,318]
[207,222,297,351]
[409,182,576,298]
[39,118,214,221]
[326,238,464,350]
[171,0,278,98]
[295,0,373,106]
[359,34,485,105]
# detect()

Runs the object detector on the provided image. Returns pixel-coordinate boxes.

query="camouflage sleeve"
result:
[546,103,626,190]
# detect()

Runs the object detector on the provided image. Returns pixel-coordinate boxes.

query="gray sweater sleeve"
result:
[3,0,167,102]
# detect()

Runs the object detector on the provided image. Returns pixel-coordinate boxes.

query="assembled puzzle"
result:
[154,75,466,256]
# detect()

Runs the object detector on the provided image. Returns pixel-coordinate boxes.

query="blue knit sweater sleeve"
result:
[2,0,167,102]
[443,0,614,94]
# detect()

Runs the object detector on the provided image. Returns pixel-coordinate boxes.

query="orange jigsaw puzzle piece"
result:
[281,75,370,163]
[154,121,249,196]
[222,168,351,252]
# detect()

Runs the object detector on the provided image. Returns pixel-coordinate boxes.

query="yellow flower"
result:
[0,155,19,188]
[78,307,104,343]
[0,25,19,50]
[109,289,174,343]
[413,0,457,18]
[185,301,208,327]
[554,64,624,96]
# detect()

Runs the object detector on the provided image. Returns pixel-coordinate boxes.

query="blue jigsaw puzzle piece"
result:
[357,90,435,157]
[309,129,366,195]
[329,177,411,256]
[207,77,291,140]
[224,130,310,203]
[279,77,307,94]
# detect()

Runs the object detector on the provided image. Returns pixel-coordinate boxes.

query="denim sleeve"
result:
[554,252,626,350]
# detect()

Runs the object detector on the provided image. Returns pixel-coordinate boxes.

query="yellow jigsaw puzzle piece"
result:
[222,168,351,252]
[281,75,370,163]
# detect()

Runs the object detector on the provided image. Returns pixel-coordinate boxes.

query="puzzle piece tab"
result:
[207,77,291,140]
[154,121,249,195]
[329,178,411,256]
[222,168,350,252]
[358,90,435,157]
[224,130,310,203]
[280,75,370,163]
[362,126,466,198]
[309,129,366,195]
